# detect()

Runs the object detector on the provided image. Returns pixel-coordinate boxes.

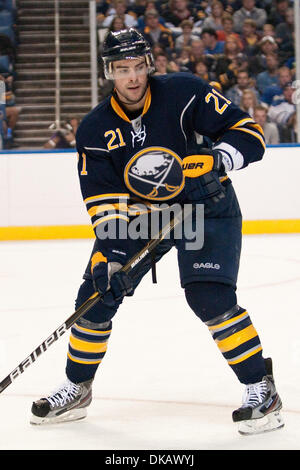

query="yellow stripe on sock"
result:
[69,335,108,353]
[67,353,102,365]
[215,325,258,353]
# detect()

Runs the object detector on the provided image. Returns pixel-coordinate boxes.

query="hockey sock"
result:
[185,282,267,384]
[205,306,266,384]
[66,318,112,383]
[65,278,119,383]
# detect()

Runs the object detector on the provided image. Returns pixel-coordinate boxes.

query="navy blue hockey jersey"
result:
[76,73,265,259]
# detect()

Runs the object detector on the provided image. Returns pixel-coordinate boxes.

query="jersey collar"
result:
[110,85,151,122]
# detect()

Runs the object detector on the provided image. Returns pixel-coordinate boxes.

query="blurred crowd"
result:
[0,0,20,149]
[96,0,298,144]
[0,0,297,150]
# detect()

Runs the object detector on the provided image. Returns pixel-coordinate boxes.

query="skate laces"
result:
[242,379,268,408]
[46,380,81,409]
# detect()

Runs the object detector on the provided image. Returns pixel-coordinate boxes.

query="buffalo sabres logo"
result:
[124,147,184,201]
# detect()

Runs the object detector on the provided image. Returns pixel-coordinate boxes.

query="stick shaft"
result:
[0,293,101,394]
[0,206,190,394]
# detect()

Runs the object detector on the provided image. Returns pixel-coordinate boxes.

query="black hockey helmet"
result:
[102,28,155,79]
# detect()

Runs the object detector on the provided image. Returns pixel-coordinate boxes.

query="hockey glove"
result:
[91,251,133,307]
[182,148,226,204]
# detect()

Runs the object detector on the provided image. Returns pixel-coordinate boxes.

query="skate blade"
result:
[30,407,87,425]
[238,410,284,436]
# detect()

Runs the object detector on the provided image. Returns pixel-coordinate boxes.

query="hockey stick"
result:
[0,205,193,395]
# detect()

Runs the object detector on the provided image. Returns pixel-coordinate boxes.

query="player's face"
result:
[113,58,149,108]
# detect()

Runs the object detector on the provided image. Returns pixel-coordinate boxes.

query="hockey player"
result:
[31,29,284,435]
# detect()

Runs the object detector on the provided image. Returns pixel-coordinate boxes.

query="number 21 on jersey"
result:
[205,88,231,115]
[104,128,126,151]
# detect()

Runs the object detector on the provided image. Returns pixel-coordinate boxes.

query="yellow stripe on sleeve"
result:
[231,127,266,150]
[229,118,255,129]
[84,193,130,205]
[92,214,129,229]
[248,122,264,136]
[88,202,129,217]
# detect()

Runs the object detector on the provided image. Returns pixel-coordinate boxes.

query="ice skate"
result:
[232,358,284,435]
[30,378,93,425]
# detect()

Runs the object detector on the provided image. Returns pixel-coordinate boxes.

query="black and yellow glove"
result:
[91,251,133,307]
[182,148,226,203]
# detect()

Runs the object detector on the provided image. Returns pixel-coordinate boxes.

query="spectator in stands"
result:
[223,0,243,15]
[96,1,113,17]
[261,65,293,105]
[213,35,246,91]
[189,38,205,60]
[43,117,80,150]
[127,0,153,19]
[267,0,290,28]
[225,69,259,106]
[135,1,167,31]
[193,58,214,82]
[240,88,259,117]
[101,0,138,29]
[0,33,15,70]
[267,82,296,127]
[0,49,13,76]
[220,12,243,47]
[262,23,276,39]
[256,52,280,95]
[202,1,224,32]
[260,0,275,13]
[153,53,169,75]
[184,39,205,72]
[280,111,298,143]
[253,105,280,144]
[260,34,278,57]
[151,43,166,58]
[258,35,278,57]
[161,0,199,30]
[174,19,199,50]
[233,0,267,34]
[175,45,192,71]
[201,28,224,55]
[108,15,127,32]
[153,52,179,75]
[142,9,174,50]
[0,73,20,148]
[248,35,278,76]
[240,18,260,56]
[275,7,294,60]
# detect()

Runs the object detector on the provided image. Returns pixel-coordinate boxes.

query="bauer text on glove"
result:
[182,148,227,203]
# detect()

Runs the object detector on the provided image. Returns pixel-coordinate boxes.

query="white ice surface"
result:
[0,234,299,450]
